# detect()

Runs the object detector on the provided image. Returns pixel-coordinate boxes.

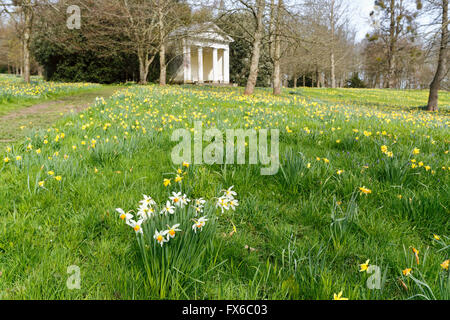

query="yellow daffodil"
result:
[359,187,372,195]
[402,268,412,276]
[163,178,171,187]
[333,291,348,300]
[441,259,449,270]
[359,259,370,272]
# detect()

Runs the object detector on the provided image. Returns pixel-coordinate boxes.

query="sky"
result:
[351,0,376,42]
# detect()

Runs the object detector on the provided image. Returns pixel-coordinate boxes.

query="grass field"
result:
[0,80,448,300]
[0,74,102,117]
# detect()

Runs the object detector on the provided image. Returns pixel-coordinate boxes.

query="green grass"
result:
[291,87,450,113]
[0,83,448,300]
[0,86,122,149]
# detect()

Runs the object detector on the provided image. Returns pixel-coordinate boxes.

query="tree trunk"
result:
[272,34,281,95]
[303,74,306,87]
[293,75,297,88]
[272,0,283,95]
[316,67,320,88]
[330,0,336,88]
[331,52,336,88]
[158,1,166,86]
[427,0,448,111]
[23,0,33,84]
[138,51,151,84]
[244,0,265,95]
[159,43,166,86]
[386,0,396,89]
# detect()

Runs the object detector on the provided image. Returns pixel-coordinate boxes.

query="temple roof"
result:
[170,22,234,44]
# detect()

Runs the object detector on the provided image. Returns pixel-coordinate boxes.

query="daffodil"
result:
[223,186,237,199]
[129,219,144,234]
[402,268,412,276]
[193,198,206,215]
[216,196,230,213]
[441,259,449,270]
[161,201,175,215]
[137,205,155,220]
[359,187,372,195]
[163,178,171,187]
[333,291,348,300]
[359,259,370,272]
[170,192,182,207]
[140,195,156,207]
[116,208,133,223]
[154,229,168,246]
[166,224,181,240]
[192,216,208,233]
[180,194,190,207]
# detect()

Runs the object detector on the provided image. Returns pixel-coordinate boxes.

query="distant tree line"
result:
[0,0,447,108]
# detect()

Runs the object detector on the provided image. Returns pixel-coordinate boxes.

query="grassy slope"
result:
[0,85,448,300]
[0,87,122,149]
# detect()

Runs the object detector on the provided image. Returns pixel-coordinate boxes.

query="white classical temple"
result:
[169,23,234,84]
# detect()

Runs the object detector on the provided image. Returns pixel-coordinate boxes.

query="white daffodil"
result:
[193,198,206,216]
[161,201,175,215]
[116,208,133,223]
[169,192,182,207]
[195,198,206,207]
[228,198,239,211]
[194,205,204,215]
[140,194,156,207]
[179,194,191,208]
[216,196,230,213]
[223,186,237,199]
[129,219,144,234]
[192,216,208,233]
[137,205,155,220]
[154,229,169,246]
[166,224,181,240]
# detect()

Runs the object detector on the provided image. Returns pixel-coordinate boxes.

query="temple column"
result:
[223,47,230,84]
[212,47,219,83]
[198,47,204,84]
[183,43,191,83]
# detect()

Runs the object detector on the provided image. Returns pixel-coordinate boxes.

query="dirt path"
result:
[0,86,122,147]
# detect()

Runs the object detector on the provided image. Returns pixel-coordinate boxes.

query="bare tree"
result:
[239,0,266,95]
[0,0,39,83]
[155,0,188,86]
[270,0,283,95]
[427,0,448,111]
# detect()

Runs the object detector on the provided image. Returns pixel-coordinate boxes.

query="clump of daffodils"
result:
[380,145,394,158]
[216,186,240,213]
[116,183,239,248]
